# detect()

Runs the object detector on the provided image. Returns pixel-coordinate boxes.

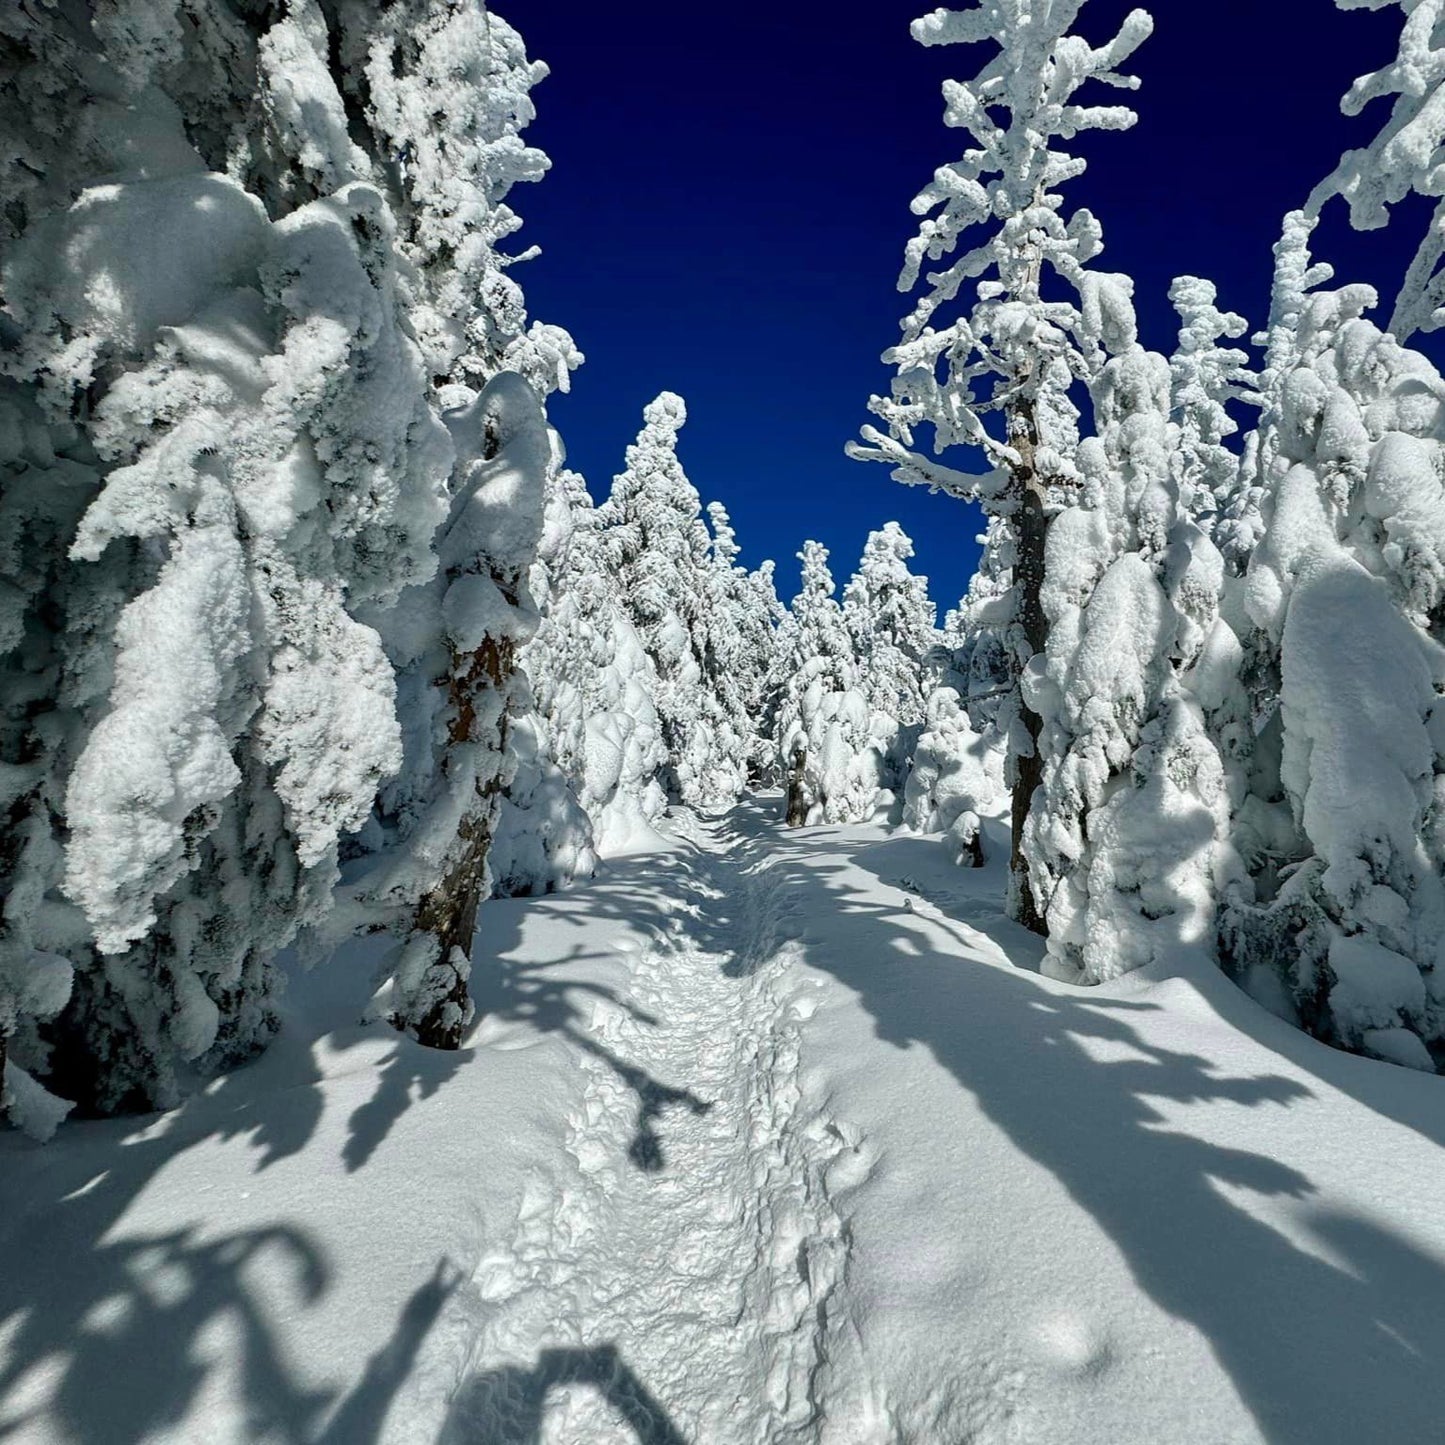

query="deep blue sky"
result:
[515,1,1418,613]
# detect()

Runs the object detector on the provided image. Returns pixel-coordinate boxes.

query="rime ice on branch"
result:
[0,0,576,1122]
[850,0,1153,930]
[1308,0,1445,342]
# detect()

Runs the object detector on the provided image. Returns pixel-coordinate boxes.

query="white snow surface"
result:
[4,801,1445,1444]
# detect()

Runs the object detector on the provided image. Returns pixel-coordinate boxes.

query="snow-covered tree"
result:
[777,543,875,826]
[320,3,579,1051]
[1168,276,1260,575]
[1223,220,1445,1068]
[909,521,1017,866]
[1165,275,1261,837]
[939,515,1019,738]
[690,502,756,800]
[903,686,1003,866]
[849,0,1154,930]
[522,468,668,855]
[0,2,450,1119]
[1024,336,1240,983]
[738,555,787,784]
[488,457,597,898]
[842,522,937,787]
[758,584,801,793]
[703,503,781,785]
[0,0,571,1125]
[1308,0,1445,342]
[344,373,552,1050]
[489,704,597,898]
[336,0,583,392]
[601,394,747,809]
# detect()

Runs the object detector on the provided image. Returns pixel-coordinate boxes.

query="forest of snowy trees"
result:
[4,0,1445,1142]
[849,0,1445,1076]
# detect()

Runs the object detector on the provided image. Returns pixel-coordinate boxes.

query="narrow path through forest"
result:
[7,806,1445,1445]
[439,813,870,1444]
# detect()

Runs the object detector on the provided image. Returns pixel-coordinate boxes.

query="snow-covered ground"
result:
[4,799,1445,1444]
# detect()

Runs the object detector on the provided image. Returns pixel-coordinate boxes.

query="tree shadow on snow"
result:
[439,1343,688,1445]
[0,922,488,1442]
[0,827,723,1442]
[342,1036,470,1173]
[758,817,1445,1445]
[340,819,739,1182]
[470,942,712,1174]
[0,1087,460,1444]
[859,819,1445,1157]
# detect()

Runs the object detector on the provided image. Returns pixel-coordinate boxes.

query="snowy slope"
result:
[3,802,1445,1444]
[763,808,1445,1444]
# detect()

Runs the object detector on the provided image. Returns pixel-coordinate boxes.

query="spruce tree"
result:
[778,543,875,826]
[523,468,668,854]
[850,0,1154,931]
[1025,340,1238,982]
[0,1,456,1114]
[0,1,571,1119]
[1168,276,1260,577]
[842,522,937,788]
[738,556,787,785]
[601,394,744,809]
[1225,218,1445,1067]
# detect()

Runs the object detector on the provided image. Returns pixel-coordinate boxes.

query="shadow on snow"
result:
[737,793,1445,1445]
[0,1090,459,1444]
[15,788,1438,1443]
[439,1343,688,1445]
[0,823,724,1443]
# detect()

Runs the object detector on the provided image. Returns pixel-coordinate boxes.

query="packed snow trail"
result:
[441,812,870,1444]
[7,803,1445,1445]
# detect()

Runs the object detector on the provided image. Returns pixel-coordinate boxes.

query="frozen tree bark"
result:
[1007,393,1053,934]
[785,737,810,828]
[375,374,549,1050]
[408,636,513,1049]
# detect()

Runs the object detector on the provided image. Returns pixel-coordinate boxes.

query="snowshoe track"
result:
[452,816,868,1443]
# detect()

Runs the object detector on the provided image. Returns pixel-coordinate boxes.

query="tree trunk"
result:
[784,739,809,827]
[1006,394,1050,937]
[404,632,515,1050]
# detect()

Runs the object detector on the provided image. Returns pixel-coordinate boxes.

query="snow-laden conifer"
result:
[0,1,569,1122]
[321,3,574,1051]
[489,706,598,898]
[522,468,668,856]
[0,2,458,1117]
[475,454,597,899]
[1025,332,1240,982]
[337,0,582,392]
[778,544,875,826]
[1225,225,1445,1067]
[1165,277,1260,836]
[903,686,1003,866]
[1168,277,1260,576]
[842,524,938,790]
[1309,0,1445,341]
[940,517,1018,735]
[689,503,756,803]
[348,373,552,1049]
[703,503,782,785]
[850,0,1154,930]
[601,394,747,809]
[738,555,788,784]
